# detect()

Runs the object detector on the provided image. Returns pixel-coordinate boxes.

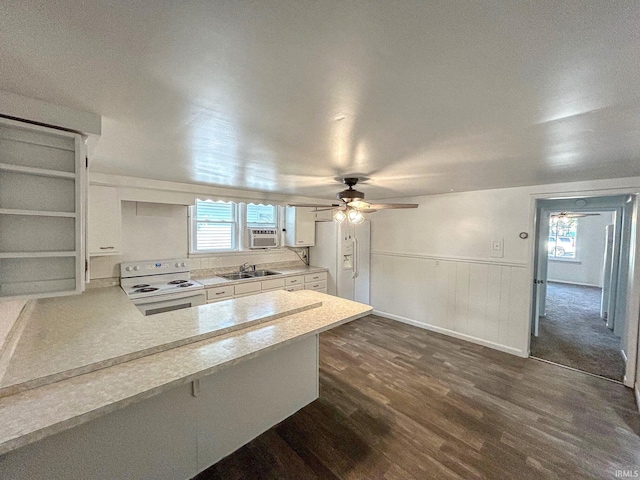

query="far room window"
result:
[246,203,276,226]
[191,200,238,252]
[548,215,577,259]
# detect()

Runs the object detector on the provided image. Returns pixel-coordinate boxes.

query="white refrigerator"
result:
[309,221,370,304]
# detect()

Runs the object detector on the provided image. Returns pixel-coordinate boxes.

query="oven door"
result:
[133,290,206,316]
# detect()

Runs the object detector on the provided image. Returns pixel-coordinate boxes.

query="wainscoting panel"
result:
[371,252,529,356]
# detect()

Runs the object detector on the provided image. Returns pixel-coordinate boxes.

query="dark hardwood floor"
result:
[195,315,640,480]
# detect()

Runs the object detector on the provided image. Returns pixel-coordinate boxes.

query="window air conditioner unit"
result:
[248,228,278,249]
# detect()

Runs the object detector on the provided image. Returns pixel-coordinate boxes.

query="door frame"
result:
[526,190,640,388]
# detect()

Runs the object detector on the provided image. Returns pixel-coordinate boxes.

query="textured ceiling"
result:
[1,1,639,200]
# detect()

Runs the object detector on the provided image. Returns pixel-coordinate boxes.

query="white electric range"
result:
[120,258,205,315]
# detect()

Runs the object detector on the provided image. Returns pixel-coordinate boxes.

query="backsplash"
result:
[191,259,307,279]
[89,256,307,287]
[88,200,308,284]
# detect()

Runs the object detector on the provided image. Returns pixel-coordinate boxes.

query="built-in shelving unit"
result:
[0,117,85,298]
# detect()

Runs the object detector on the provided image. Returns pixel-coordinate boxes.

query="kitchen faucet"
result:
[239,262,256,273]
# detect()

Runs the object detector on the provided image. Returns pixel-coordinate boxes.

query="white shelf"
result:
[0,163,76,179]
[0,252,77,259]
[0,209,76,218]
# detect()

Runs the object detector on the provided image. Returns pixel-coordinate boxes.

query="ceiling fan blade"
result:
[287,203,341,208]
[347,200,371,209]
[362,203,419,210]
[552,212,600,218]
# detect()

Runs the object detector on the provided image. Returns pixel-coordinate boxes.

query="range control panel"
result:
[120,258,190,277]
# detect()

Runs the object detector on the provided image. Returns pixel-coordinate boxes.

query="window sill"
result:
[548,257,581,264]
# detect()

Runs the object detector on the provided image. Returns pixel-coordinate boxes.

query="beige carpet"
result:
[530,282,625,382]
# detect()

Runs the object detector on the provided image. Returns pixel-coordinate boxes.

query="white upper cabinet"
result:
[284,207,316,247]
[0,117,86,298]
[88,185,122,256]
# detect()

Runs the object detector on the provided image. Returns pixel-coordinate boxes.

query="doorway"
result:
[530,195,634,383]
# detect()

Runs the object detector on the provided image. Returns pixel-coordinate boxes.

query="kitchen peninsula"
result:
[0,289,371,479]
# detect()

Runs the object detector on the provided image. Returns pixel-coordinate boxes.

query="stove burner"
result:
[168,280,189,285]
[133,284,150,288]
[134,287,159,293]
[177,283,193,287]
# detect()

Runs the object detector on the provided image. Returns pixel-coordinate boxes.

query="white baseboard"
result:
[372,310,527,358]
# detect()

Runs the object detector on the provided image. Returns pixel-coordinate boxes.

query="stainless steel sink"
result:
[248,270,281,277]
[220,273,254,280]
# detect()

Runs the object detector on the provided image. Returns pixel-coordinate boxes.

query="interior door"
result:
[532,208,550,337]
[601,224,614,324]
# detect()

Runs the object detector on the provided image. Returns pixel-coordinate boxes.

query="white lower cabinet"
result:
[233,282,261,296]
[304,271,328,293]
[206,285,233,302]
[205,271,329,303]
[305,280,327,293]
[206,274,331,303]
[285,275,304,287]
[0,336,319,480]
[285,284,304,292]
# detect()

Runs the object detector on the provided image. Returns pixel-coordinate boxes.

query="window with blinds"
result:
[246,204,276,226]
[193,200,237,252]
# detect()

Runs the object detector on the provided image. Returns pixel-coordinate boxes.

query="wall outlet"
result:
[490,239,504,258]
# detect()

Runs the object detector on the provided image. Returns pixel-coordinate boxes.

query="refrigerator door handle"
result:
[352,236,359,279]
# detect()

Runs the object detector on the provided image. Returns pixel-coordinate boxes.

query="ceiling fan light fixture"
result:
[347,208,364,224]
[333,209,347,224]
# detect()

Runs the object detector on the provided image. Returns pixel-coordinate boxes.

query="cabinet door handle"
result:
[290,280,298,283]
[99,246,115,249]
[215,291,226,295]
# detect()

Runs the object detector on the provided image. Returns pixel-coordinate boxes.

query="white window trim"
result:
[189,203,286,255]
[548,216,580,262]
[189,201,240,254]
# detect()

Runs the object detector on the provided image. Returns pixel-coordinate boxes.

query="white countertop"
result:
[193,265,327,287]
[0,290,371,455]
[0,288,322,397]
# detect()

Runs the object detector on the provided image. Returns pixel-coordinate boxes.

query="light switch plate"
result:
[491,239,504,258]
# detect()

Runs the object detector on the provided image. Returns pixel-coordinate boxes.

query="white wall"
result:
[547,212,614,288]
[89,201,304,280]
[121,202,188,262]
[369,177,640,358]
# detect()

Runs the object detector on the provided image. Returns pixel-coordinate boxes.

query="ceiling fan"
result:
[288,177,418,224]
[551,212,600,219]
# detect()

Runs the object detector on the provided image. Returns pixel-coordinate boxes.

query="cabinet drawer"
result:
[305,280,327,291]
[206,285,233,301]
[234,282,262,295]
[261,278,285,290]
[305,272,327,283]
[284,284,304,292]
[285,275,304,286]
